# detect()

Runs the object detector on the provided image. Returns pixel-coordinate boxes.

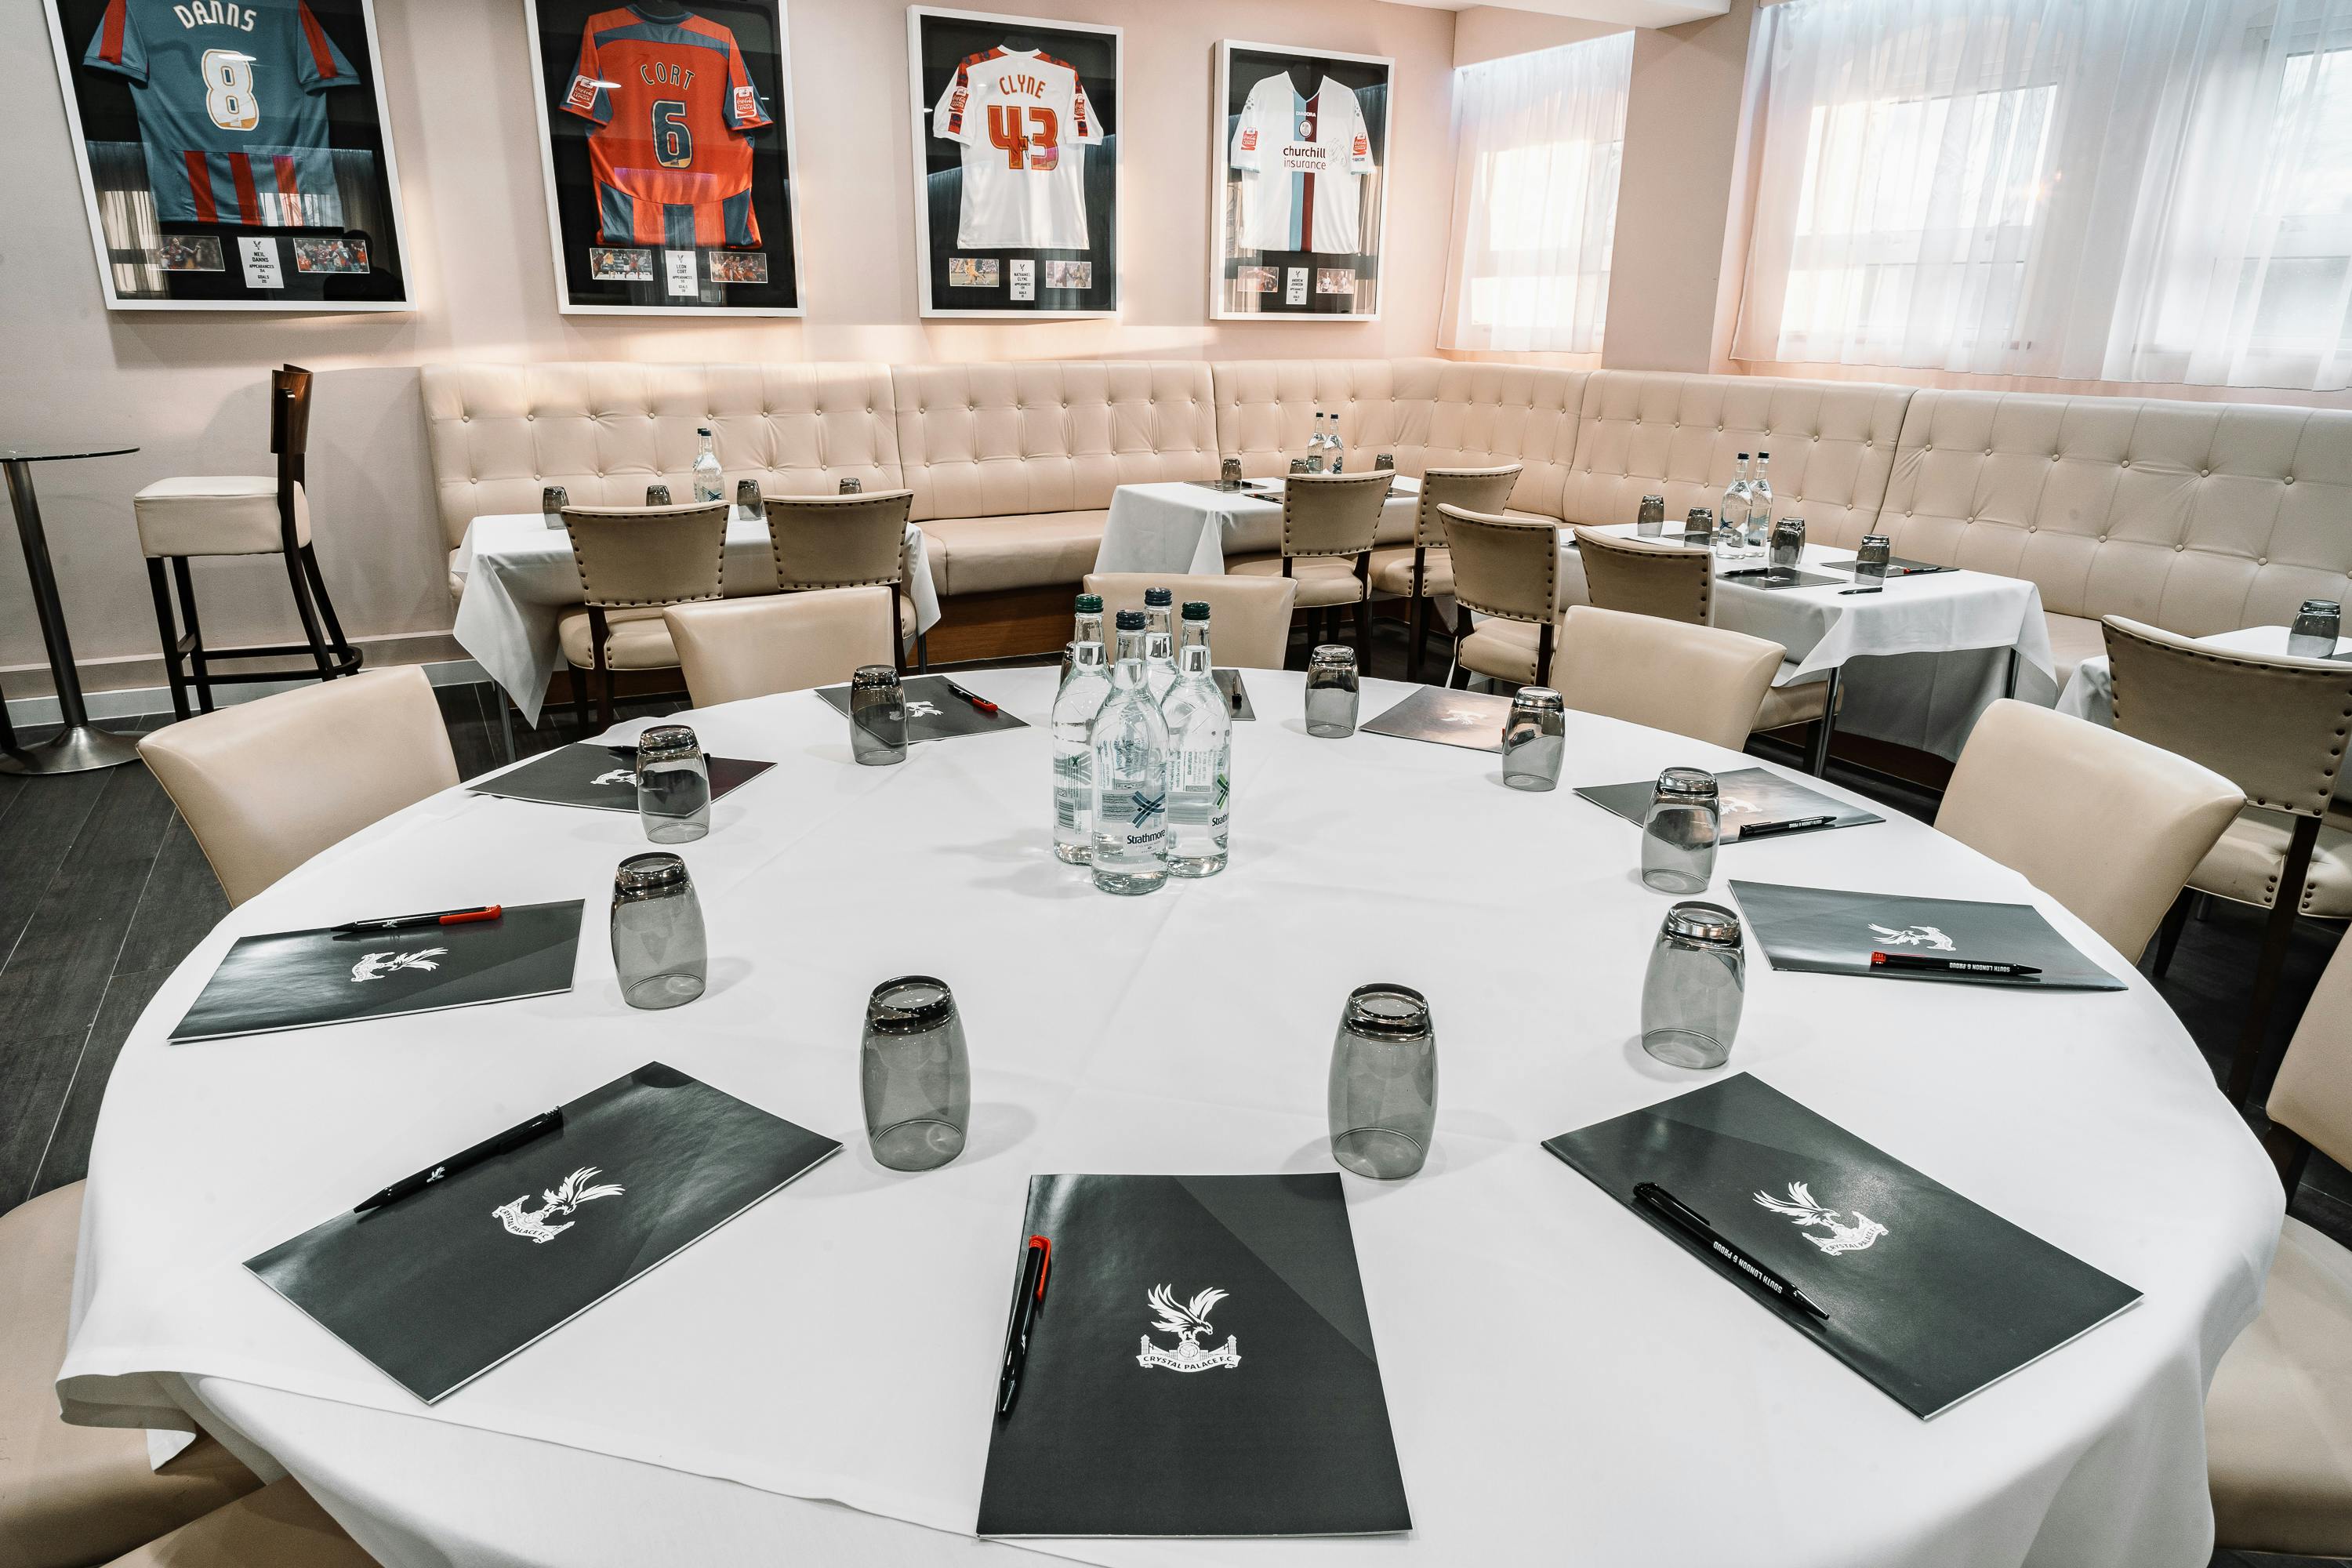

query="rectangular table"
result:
[452,511,942,731]
[1093,474,1421,576]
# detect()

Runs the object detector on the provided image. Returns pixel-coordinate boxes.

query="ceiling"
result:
[1392,0,1731,31]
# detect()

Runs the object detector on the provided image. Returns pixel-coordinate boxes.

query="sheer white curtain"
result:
[1439,32,1633,354]
[1733,0,2352,390]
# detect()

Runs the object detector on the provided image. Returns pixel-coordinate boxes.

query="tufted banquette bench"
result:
[420,359,2352,681]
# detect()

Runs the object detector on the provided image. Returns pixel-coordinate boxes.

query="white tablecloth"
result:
[1094,476,1421,576]
[63,668,2277,1568]
[451,512,943,728]
[1563,529,2058,760]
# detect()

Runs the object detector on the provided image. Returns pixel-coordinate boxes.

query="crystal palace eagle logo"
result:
[1136,1284,1240,1373]
[349,948,445,982]
[493,1166,626,1244]
[1869,922,1955,952]
[1753,1181,1889,1255]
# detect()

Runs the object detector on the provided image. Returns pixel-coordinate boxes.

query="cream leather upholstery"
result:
[138,667,461,908]
[2,1182,262,1568]
[2269,917,2352,1181]
[1081,573,1300,670]
[101,1477,378,1567]
[1228,555,1365,609]
[419,362,902,553]
[919,511,1109,597]
[2045,612,2108,693]
[1548,607,1784,750]
[665,588,895,707]
[132,477,310,557]
[563,503,729,610]
[764,492,912,590]
[556,608,677,672]
[1936,698,2242,957]
[1367,465,1525,602]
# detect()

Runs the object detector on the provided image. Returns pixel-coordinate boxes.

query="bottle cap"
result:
[698,426,712,437]
[1075,593,1103,613]
[1182,601,1210,621]
[1115,609,1147,630]
[1144,586,1173,606]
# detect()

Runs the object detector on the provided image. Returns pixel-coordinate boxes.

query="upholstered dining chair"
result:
[1080,573,1301,670]
[137,365,361,720]
[1936,697,2241,963]
[559,500,731,729]
[1227,470,1394,663]
[139,666,460,908]
[1366,465,1521,680]
[764,490,924,673]
[1547,606,1785,751]
[1443,505,1565,688]
[0,1181,266,1568]
[2205,926,2352,1557]
[665,587,897,708]
[1573,527,1837,755]
[2102,615,2352,1103]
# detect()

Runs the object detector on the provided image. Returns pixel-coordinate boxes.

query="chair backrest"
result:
[664,587,895,708]
[270,365,311,459]
[1441,505,1559,626]
[1574,528,1713,626]
[561,501,730,611]
[1416,465,1522,548]
[2103,615,2352,818]
[765,490,913,590]
[1281,470,1392,559]
[2269,930,2352,1171]
[138,667,461,908]
[1936,698,2243,958]
[1080,572,1301,670]
[1548,605,1784,750]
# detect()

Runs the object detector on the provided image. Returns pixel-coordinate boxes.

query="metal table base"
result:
[3,449,143,775]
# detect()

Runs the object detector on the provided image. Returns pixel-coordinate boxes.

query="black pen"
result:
[1871,952,2042,978]
[996,1234,1052,1417]
[941,678,999,717]
[1737,815,1838,840]
[1838,585,1884,595]
[354,1108,564,1213]
[1634,1181,1829,1320]
[334,904,503,934]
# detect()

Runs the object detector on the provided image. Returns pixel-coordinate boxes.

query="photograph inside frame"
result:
[44,0,411,309]
[528,0,801,312]
[909,7,1117,317]
[1214,41,1389,318]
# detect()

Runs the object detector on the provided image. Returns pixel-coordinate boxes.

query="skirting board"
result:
[3,657,488,729]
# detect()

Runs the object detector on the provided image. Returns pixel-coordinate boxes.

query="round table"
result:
[60,667,2281,1568]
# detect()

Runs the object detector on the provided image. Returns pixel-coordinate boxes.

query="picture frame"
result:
[1210,39,1392,322]
[522,0,804,316]
[907,5,1119,320]
[41,0,416,312]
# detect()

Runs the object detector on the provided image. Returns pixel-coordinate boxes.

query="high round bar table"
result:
[60,667,2281,1567]
[2,444,141,774]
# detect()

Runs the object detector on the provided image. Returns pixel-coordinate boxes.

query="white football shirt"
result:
[1230,74,1376,253]
[931,48,1102,251]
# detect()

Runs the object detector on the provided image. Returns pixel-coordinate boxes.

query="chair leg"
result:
[1448,608,1472,690]
[1355,596,1372,672]
[915,628,929,673]
[2227,816,2321,1107]
[280,547,333,676]
[172,557,215,713]
[1406,552,1428,683]
[891,593,907,676]
[595,655,615,729]
[146,558,191,723]
[568,666,590,732]
[300,544,358,670]
[2149,891,2191,978]
[1534,621,1554,690]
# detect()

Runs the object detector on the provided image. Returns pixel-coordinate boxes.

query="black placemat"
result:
[812,675,1031,741]
[470,744,771,811]
[1576,767,1882,840]
[1729,880,2125,990]
[1717,567,1845,591]
[1359,687,1511,752]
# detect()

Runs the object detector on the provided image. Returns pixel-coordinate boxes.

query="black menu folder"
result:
[1360,686,1512,753]
[470,743,772,811]
[1577,768,1882,839]
[1822,554,1953,577]
[169,900,585,1042]
[1544,1074,2140,1418]
[976,1174,1410,1538]
[1730,880,2125,990]
[246,1062,840,1403]
[812,675,1030,741]
[1718,567,1844,591]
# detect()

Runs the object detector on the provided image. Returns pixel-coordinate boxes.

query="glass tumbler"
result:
[860,975,971,1172]
[1502,687,1566,791]
[1290,458,1311,474]
[1636,494,1666,538]
[1305,645,1360,739]
[2290,599,2342,659]
[1682,506,1715,550]
[1641,902,1745,1069]
[850,664,907,765]
[1328,984,1437,1180]
[611,852,706,1010]
[635,724,710,844]
[645,482,671,506]
[839,477,863,494]
[1375,452,1396,472]
[1854,533,1892,587]
[1221,456,1244,486]
[1769,516,1806,574]
[735,477,762,524]
[542,484,569,532]
[1642,767,1720,894]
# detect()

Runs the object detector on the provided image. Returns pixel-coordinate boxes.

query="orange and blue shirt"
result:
[564,4,771,250]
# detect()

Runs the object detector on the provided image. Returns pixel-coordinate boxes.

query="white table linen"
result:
[451,512,943,728]
[64,668,2277,1568]
[1094,477,1421,577]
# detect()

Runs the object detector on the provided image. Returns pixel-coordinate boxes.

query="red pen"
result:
[334,904,503,935]
[942,678,999,717]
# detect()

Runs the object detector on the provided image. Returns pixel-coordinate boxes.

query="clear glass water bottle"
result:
[1642,767,1720,894]
[1178,598,1211,658]
[1306,412,1328,474]
[634,724,710,844]
[1328,412,1346,474]
[1088,611,1171,895]
[1051,639,1111,865]
[1718,455,1751,558]
[1162,640,1231,877]
[611,852,706,1011]
[1641,902,1745,1070]
[1748,452,1774,549]
[1058,592,1104,686]
[691,426,724,503]
[1142,587,1178,703]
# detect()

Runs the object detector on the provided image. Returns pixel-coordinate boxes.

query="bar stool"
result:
[139,366,359,721]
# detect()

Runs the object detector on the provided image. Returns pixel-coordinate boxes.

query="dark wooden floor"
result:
[2,650,2346,1566]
